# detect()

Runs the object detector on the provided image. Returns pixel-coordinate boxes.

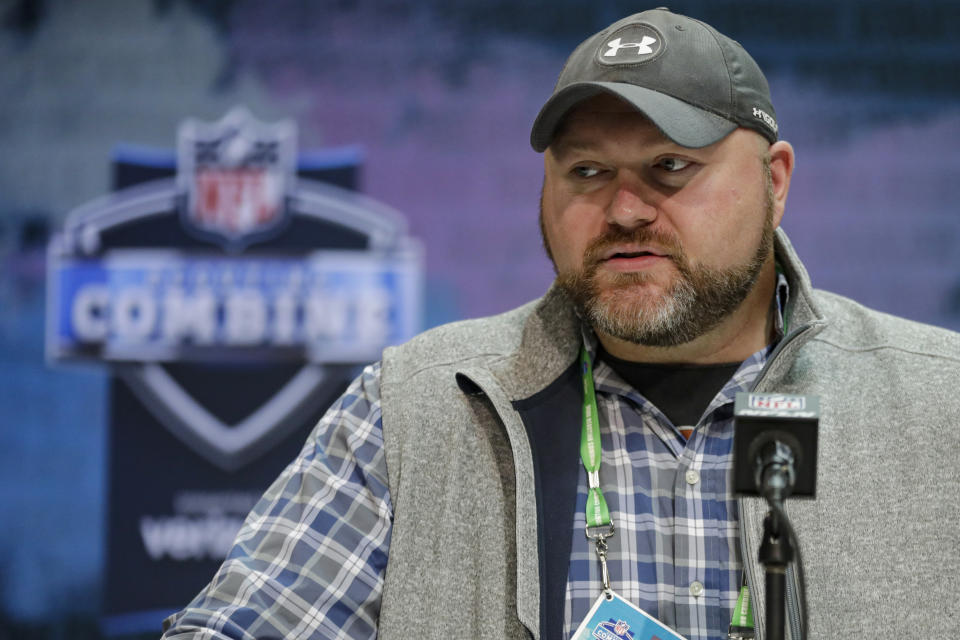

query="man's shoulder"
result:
[382,297,542,382]
[810,288,960,364]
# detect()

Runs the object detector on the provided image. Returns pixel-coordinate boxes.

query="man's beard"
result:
[544,186,775,348]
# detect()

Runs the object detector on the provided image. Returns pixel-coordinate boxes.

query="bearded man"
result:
[164,8,960,640]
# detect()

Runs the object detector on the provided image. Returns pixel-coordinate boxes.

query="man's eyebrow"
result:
[549,137,598,159]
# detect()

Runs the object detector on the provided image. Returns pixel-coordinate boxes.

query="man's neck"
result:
[596,264,778,365]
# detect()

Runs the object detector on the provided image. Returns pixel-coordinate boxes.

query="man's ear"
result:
[768,140,795,229]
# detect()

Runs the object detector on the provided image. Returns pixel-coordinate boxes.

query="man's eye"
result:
[657,157,692,172]
[572,166,602,179]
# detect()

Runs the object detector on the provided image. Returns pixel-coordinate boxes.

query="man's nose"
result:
[606,181,658,228]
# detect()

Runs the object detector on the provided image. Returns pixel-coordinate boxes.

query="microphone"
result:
[755,439,797,503]
[733,393,819,499]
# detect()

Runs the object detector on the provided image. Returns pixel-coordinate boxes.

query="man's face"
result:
[540,94,781,347]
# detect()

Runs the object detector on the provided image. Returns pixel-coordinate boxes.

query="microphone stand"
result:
[759,501,793,640]
[756,440,796,640]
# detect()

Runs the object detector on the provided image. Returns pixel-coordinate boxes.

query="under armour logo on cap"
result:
[597,23,663,65]
[604,36,657,57]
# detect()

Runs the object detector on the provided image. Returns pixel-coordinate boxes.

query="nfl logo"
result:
[614,620,630,636]
[177,107,296,249]
[749,394,805,411]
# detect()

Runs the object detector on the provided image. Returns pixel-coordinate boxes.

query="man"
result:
[163,8,960,640]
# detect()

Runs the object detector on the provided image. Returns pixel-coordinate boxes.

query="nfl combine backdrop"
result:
[45,108,423,634]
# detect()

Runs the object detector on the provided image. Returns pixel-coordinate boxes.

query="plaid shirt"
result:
[165,278,788,640]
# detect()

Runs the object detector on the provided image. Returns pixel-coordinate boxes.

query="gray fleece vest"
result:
[378,230,960,639]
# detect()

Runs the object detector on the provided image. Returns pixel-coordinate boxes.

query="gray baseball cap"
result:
[530,8,778,152]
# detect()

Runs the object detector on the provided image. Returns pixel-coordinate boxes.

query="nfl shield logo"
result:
[748,394,805,411]
[614,620,630,636]
[177,107,296,249]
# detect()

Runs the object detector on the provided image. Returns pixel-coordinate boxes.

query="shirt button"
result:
[689,581,704,597]
[685,469,700,485]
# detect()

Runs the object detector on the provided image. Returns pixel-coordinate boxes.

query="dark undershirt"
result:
[598,347,742,430]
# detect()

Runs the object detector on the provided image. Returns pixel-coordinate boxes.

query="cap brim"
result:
[530,81,738,152]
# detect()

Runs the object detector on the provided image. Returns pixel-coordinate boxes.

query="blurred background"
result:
[2,0,959,637]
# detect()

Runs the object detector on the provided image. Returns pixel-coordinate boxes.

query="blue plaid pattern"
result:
[163,363,391,640]
[165,277,789,640]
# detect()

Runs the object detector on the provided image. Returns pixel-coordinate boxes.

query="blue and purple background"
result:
[2,0,959,636]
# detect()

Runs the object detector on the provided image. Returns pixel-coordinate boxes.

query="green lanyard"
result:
[581,346,611,528]
[728,582,755,639]
[580,346,614,595]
